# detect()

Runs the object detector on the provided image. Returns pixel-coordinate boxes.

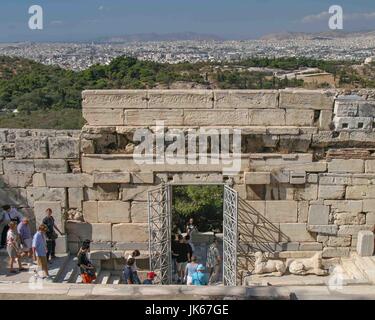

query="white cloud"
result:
[98,5,104,11]
[301,11,375,23]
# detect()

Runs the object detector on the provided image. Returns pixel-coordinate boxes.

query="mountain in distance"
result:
[95,32,225,43]
[260,30,375,41]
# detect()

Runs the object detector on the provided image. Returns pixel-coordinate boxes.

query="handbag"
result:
[48,231,58,240]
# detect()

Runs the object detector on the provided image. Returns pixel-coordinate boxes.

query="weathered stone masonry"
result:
[1,89,375,271]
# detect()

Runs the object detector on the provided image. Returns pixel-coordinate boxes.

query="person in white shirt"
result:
[126,249,141,284]
[1,205,23,249]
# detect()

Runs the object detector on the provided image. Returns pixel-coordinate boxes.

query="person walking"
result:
[32,224,49,279]
[123,258,136,284]
[77,243,96,284]
[17,217,33,259]
[126,249,141,284]
[175,234,189,283]
[191,264,208,286]
[6,221,25,274]
[1,205,23,249]
[184,255,199,285]
[186,218,196,235]
[206,237,222,284]
[42,208,63,262]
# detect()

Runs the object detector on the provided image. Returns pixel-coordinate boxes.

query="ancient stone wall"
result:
[1,89,375,266]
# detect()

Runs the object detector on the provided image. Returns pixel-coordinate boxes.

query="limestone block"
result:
[55,235,67,254]
[0,129,7,143]
[45,173,94,188]
[48,137,80,159]
[83,108,124,126]
[319,110,333,130]
[15,137,48,159]
[297,201,309,223]
[327,236,351,247]
[266,126,299,135]
[308,204,329,225]
[275,242,299,251]
[184,110,249,126]
[333,117,372,131]
[112,223,149,242]
[0,188,28,207]
[65,221,92,243]
[33,173,47,187]
[299,242,323,251]
[34,201,64,233]
[130,201,148,223]
[91,223,112,242]
[171,173,223,184]
[280,89,335,110]
[93,172,131,184]
[358,101,375,117]
[338,225,374,237]
[0,143,15,157]
[244,172,270,185]
[318,185,345,200]
[285,109,314,126]
[4,172,33,188]
[97,201,130,223]
[34,159,68,173]
[319,174,352,185]
[293,184,318,201]
[80,139,95,154]
[271,170,289,183]
[26,187,67,208]
[265,201,298,223]
[279,223,315,242]
[322,247,350,258]
[131,172,154,184]
[125,109,183,126]
[307,225,338,235]
[325,200,363,213]
[346,185,375,199]
[365,160,375,173]
[241,200,265,215]
[279,135,311,153]
[249,109,285,126]
[356,230,374,256]
[366,212,375,225]
[214,90,278,109]
[3,159,34,173]
[334,212,366,225]
[122,185,150,201]
[289,171,306,184]
[334,100,358,117]
[328,159,364,173]
[307,174,318,184]
[95,184,119,201]
[82,201,98,223]
[68,188,84,209]
[148,90,213,109]
[82,90,148,109]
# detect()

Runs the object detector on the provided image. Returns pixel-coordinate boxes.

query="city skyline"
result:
[1,0,375,42]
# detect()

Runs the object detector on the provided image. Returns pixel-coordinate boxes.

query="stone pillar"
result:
[356,230,374,257]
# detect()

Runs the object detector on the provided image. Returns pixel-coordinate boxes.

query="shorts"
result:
[37,256,48,271]
[177,262,187,272]
[186,275,193,285]
[7,245,18,258]
[21,238,32,252]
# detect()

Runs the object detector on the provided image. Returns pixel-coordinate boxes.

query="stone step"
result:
[109,275,121,284]
[353,254,375,284]
[95,271,111,285]
[55,257,79,283]
[340,259,369,284]
[75,274,82,284]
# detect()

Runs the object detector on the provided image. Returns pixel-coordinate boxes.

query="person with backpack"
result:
[77,243,96,284]
[191,264,208,286]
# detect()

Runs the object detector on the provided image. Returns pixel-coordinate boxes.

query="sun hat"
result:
[197,264,205,271]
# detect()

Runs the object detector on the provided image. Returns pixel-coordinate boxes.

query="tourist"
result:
[42,208,63,262]
[77,243,96,284]
[17,217,33,258]
[184,255,199,285]
[6,221,25,273]
[191,264,208,286]
[1,205,23,249]
[123,257,136,284]
[176,234,189,283]
[126,249,141,284]
[172,223,182,235]
[206,237,222,284]
[186,217,196,235]
[185,234,194,257]
[32,224,49,279]
[171,234,179,281]
[142,271,156,285]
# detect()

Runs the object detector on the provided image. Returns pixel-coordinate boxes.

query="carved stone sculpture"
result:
[287,252,328,276]
[253,251,286,276]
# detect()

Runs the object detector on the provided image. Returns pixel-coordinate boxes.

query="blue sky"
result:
[1,0,375,42]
